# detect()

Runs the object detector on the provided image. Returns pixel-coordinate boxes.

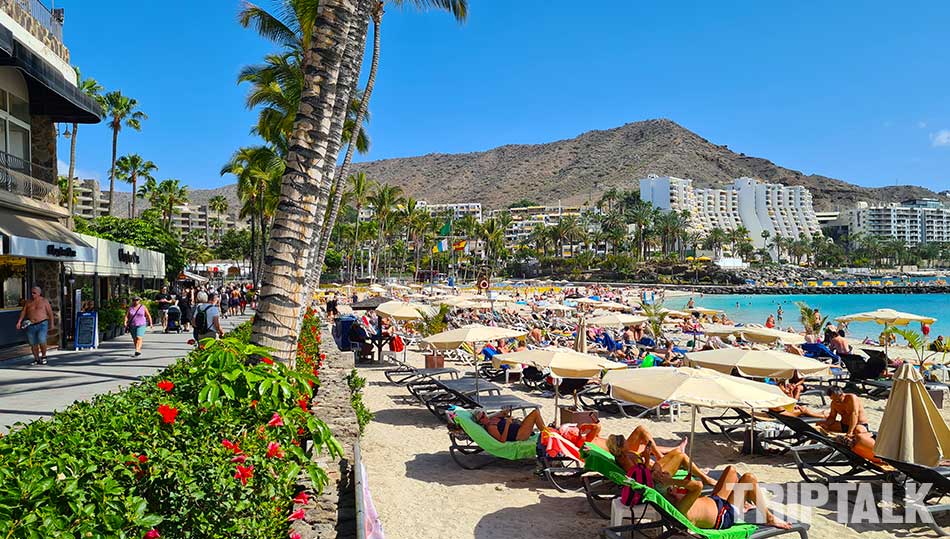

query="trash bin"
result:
[332,315,356,352]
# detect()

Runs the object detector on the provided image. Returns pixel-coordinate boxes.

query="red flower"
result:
[266,441,285,459]
[230,454,248,464]
[287,508,305,521]
[187,339,196,345]
[319,353,326,361]
[289,533,301,539]
[156,380,174,392]
[261,357,274,365]
[292,491,309,505]
[138,454,148,464]
[144,529,160,539]
[267,413,284,427]
[250,399,258,408]
[297,397,309,412]
[234,464,254,485]
[157,404,178,424]
[222,439,243,453]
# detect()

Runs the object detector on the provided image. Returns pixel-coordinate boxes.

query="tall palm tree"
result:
[344,172,374,282]
[153,179,188,231]
[65,68,102,227]
[628,203,656,260]
[208,194,229,243]
[114,154,157,218]
[367,182,403,279]
[101,91,146,215]
[246,0,361,360]
[313,0,467,291]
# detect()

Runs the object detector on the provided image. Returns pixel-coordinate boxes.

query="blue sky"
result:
[55,0,950,193]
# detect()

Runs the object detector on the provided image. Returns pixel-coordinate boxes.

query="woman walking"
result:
[124,296,153,357]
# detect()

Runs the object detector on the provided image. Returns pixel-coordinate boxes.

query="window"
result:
[8,123,29,163]
[8,93,29,124]
[0,256,26,309]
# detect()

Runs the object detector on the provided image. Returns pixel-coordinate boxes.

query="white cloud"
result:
[931,130,950,147]
[917,121,928,129]
[57,159,101,180]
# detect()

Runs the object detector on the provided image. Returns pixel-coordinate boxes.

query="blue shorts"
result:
[131,325,147,338]
[26,320,49,346]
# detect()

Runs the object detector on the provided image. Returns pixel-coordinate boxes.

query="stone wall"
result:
[32,259,60,345]
[292,329,360,539]
[0,0,69,63]
[30,115,56,182]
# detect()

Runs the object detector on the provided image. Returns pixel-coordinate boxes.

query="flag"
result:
[438,221,452,236]
[431,239,449,253]
[452,240,467,251]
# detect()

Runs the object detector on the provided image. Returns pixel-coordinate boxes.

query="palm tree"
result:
[703,227,728,259]
[628,203,656,260]
[114,154,157,218]
[313,0,467,288]
[101,91,146,215]
[344,172,374,282]
[153,179,188,231]
[64,68,102,227]
[208,194,229,243]
[641,301,669,342]
[795,301,827,337]
[368,183,404,279]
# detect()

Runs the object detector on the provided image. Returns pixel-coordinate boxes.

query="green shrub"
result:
[0,319,337,538]
[346,369,373,434]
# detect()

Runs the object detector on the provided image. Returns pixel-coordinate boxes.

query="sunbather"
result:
[605,426,717,488]
[675,466,792,530]
[474,408,547,442]
[817,386,880,463]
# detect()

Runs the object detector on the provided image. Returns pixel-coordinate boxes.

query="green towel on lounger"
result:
[582,444,759,539]
[449,408,539,461]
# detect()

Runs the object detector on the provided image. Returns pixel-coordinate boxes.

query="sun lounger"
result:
[767,412,895,483]
[446,407,583,491]
[582,444,810,539]
[801,342,841,363]
[700,408,817,453]
[878,457,950,536]
[839,355,947,399]
[383,355,460,385]
[577,385,680,421]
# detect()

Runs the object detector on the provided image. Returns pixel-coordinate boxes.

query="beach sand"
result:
[358,345,950,539]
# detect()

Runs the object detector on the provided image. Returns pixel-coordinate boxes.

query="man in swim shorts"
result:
[16,286,54,365]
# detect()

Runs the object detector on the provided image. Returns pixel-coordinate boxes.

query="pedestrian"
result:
[155,286,172,327]
[16,286,54,365]
[179,288,193,331]
[192,291,223,342]
[124,296,153,357]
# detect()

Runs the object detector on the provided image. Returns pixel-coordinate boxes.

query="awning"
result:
[63,234,165,278]
[0,212,95,262]
[0,27,102,124]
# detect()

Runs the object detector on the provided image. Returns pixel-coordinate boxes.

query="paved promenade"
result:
[0,313,252,433]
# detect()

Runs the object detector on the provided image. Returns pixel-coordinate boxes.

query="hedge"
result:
[0,312,333,538]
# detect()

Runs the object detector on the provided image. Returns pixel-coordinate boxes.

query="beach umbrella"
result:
[586,313,649,328]
[875,363,950,467]
[368,284,386,294]
[435,294,478,306]
[737,326,805,345]
[658,307,691,319]
[596,300,631,311]
[375,301,433,321]
[685,306,722,316]
[686,348,831,379]
[836,308,937,357]
[575,315,588,354]
[422,325,528,395]
[603,367,794,463]
[536,302,575,313]
[496,347,625,425]
[351,296,394,311]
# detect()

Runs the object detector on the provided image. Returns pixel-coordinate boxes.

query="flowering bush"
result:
[0,321,337,538]
[295,308,324,383]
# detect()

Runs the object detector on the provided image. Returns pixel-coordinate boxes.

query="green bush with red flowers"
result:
[0,318,338,538]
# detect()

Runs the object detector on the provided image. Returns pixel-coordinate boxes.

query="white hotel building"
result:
[639,175,821,248]
[829,199,950,246]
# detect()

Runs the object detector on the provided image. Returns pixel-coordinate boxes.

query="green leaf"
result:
[221,383,235,400]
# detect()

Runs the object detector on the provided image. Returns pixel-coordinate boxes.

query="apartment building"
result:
[0,0,103,350]
[489,205,582,247]
[73,178,109,219]
[639,175,821,248]
[171,202,240,241]
[419,201,482,222]
[829,199,950,246]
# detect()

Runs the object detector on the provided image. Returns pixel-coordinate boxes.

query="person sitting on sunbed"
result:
[816,387,880,463]
[773,373,826,419]
[473,408,547,442]
[604,426,717,490]
[666,465,792,530]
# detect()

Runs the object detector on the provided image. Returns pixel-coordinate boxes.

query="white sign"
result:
[7,235,96,262]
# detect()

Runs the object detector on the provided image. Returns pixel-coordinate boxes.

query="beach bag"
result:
[195,306,211,334]
[619,462,654,507]
[390,335,404,353]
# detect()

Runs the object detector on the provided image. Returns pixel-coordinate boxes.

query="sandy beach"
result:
[357,343,950,539]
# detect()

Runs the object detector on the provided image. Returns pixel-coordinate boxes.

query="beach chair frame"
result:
[879,457,950,536]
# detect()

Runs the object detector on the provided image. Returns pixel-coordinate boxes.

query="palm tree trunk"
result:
[131,172,137,218]
[67,123,78,228]
[350,208,361,283]
[312,1,378,285]
[249,218,258,284]
[302,0,370,298]
[108,129,118,216]
[250,0,362,363]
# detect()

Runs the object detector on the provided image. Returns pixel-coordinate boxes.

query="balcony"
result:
[13,0,63,42]
[0,150,56,203]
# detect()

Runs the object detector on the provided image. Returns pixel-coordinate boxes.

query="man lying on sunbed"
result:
[672,465,792,530]
[816,386,879,463]
[474,408,547,442]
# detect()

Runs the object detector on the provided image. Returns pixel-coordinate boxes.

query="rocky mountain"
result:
[113,119,944,215]
[111,184,239,219]
[349,119,944,212]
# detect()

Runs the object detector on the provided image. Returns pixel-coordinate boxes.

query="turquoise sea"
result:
[666,293,950,340]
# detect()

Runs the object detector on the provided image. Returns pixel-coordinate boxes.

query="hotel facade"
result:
[639,175,822,248]
[828,199,950,246]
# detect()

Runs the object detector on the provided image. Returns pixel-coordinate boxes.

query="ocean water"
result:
[666,293,950,340]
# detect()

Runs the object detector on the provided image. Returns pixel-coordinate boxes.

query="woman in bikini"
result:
[674,466,792,531]
[473,408,548,442]
[605,428,718,493]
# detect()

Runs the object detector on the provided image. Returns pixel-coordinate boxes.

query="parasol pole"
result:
[688,404,696,481]
[473,342,480,397]
[554,377,560,427]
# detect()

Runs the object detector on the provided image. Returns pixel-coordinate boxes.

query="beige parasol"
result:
[596,300,632,311]
[422,324,528,395]
[602,367,794,463]
[686,348,831,378]
[375,301,434,321]
[658,307,692,319]
[575,315,588,354]
[685,306,723,316]
[874,363,950,467]
[837,308,937,357]
[586,313,649,328]
[736,326,805,345]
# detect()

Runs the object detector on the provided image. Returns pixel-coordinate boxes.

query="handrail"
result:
[15,0,63,41]
[0,159,56,203]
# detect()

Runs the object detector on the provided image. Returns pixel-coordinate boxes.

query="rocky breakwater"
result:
[293,329,360,539]
[685,284,950,295]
